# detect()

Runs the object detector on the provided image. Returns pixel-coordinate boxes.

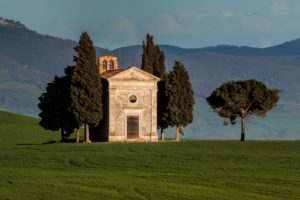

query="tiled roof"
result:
[100,69,124,79]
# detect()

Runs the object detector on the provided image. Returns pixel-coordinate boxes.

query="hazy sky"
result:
[1,0,300,49]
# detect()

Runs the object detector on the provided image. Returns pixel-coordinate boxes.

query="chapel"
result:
[90,55,160,142]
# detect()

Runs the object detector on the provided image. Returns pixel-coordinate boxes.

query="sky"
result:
[1,0,300,49]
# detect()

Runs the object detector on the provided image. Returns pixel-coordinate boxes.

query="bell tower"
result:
[98,56,118,74]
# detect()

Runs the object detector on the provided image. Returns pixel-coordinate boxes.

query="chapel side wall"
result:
[150,88,158,141]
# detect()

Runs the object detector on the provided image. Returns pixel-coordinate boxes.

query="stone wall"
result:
[108,69,159,142]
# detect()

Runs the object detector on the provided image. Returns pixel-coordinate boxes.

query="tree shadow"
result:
[16,139,57,146]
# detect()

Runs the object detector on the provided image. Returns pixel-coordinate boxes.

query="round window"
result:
[129,95,137,103]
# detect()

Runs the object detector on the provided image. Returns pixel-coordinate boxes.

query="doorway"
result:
[127,116,139,139]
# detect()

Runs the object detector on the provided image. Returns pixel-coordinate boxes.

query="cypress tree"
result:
[164,61,195,141]
[155,49,168,141]
[141,34,155,74]
[153,46,167,78]
[141,33,166,78]
[70,32,102,143]
[38,66,79,141]
[141,33,168,141]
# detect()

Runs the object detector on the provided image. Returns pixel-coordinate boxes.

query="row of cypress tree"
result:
[38,32,195,142]
[38,32,103,143]
[141,34,195,141]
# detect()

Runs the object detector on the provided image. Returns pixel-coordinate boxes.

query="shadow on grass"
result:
[16,138,86,146]
[17,139,57,145]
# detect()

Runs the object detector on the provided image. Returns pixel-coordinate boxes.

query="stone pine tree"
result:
[164,61,195,141]
[141,33,168,141]
[206,79,279,141]
[70,32,102,143]
[38,66,79,141]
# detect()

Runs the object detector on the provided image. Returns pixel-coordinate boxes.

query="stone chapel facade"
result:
[93,55,160,142]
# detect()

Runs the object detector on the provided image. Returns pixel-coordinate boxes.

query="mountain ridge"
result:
[1,18,300,108]
[116,37,300,57]
[1,18,300,139]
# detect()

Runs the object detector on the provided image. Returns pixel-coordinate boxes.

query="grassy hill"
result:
[0,111,299,199]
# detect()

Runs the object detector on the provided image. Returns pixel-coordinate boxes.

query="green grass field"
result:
[0,110,299,199]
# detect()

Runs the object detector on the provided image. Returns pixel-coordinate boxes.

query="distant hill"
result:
[113,43,300,103]
[0,18,300,139]
[0,18,105,115]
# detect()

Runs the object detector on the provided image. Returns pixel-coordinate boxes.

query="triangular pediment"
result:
[107,66,160,82]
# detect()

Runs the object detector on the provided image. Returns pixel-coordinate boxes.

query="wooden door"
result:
[127,116,139,139]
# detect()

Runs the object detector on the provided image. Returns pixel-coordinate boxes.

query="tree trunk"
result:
[84,123,86,141]
[61,129,65,142]
[241,110,246,141]
[175,126,180,141]
[76,129,80,143]
[85,123,91,144]
[161,128,165,142]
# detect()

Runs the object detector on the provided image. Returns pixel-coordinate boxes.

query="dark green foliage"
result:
[155,47,168,131]
[141,33,167,79]
[207,79,279,120]
[141,34,155,74]
[164,61,195,128]
[38,32,102,142]
[157,80,169,130]
[141,34,168,132]
[70,32,102,126]
[207,79,279,140]
[38,66,78,139]
[153,48,167,79]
